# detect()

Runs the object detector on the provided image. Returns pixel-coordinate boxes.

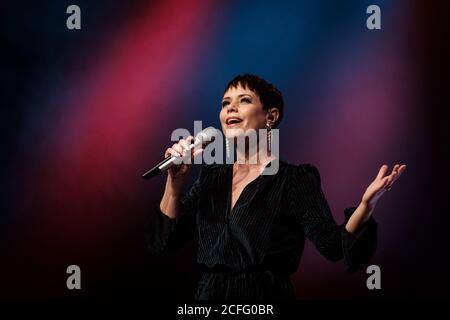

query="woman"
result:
[147,74,406,300]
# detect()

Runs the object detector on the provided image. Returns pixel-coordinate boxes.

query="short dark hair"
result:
[224,74,284,127]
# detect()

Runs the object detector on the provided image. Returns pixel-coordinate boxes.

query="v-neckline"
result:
[227,164,264,214]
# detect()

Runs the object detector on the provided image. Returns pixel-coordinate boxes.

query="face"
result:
[220,85,268,138]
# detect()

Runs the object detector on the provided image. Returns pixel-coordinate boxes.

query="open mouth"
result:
[226,117,243,125]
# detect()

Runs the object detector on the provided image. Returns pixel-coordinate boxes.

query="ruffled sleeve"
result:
[292,164,377,273]
[145,167,206,254]
[342,207,377,273]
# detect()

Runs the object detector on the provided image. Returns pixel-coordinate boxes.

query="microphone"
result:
[142,126,220,180]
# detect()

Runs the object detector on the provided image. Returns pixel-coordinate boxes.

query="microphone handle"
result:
[142,142,197,180]
[142,156,174,179]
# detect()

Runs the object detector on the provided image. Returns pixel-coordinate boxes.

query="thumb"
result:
[193,148,204,158]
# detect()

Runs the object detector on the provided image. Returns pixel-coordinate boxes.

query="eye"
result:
[221,101,230,108]
[240,97,251,104]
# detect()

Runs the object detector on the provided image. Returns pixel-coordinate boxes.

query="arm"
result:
[159,175,183,219]
[295,164,346,262]
[146,173,203,254]
[345,164,406,234]
[293,165,372,271]
[344,201,374,234]
[146,136,204,253]
[159,135,203,218]
[297,163,405,272]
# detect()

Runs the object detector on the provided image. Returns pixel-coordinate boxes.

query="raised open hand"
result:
[362,164,406,207]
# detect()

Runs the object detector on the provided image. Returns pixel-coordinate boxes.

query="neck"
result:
[235,143,274,169]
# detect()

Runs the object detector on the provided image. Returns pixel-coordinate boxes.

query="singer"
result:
[146,74,406,300]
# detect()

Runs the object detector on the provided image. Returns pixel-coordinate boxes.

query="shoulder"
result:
[284,162,322,188]
[300,163,321,184]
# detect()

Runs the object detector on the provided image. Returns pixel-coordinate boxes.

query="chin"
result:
[223,126,247,139]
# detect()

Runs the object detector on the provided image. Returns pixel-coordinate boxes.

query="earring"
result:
[266,123,272,156]
[225,137,230,160]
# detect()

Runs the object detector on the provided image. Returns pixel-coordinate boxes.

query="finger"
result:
[387,164,407,187]
[383,176,392,188]
[165,147,181,158]
[376,164,389,180]
[383,178,392,191]
[172,143,184,155]
[392,164,400,174]
[186,135,195,144]
[184,136,196,158]
[386,174,396,189]
[388,170,400,184]
[389,164,404,178]
[188,145,203,163]
[388,167,399,180]
[385,164,400,181]
[193,148,204,158]
[178,139,190,152]
[387,176,394,185]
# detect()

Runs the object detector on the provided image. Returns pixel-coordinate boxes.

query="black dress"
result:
[146,161,377,300]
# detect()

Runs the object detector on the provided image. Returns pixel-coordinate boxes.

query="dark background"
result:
[1,0,448,299]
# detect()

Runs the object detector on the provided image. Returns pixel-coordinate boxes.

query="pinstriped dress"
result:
[147,161,377,300]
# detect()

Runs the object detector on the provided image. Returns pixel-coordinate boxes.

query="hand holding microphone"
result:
[164,135,203,180]
[142,127,219,181]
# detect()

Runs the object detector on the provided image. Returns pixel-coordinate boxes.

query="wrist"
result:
[358,200,375,223]
[165,177,184,197]
[361,199,376,211]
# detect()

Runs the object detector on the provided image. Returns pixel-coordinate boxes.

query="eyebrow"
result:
[222,94,253,101]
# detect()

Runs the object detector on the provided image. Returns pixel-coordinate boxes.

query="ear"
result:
[265,108,280,127]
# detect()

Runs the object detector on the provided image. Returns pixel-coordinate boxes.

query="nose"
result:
[226,100,238,113]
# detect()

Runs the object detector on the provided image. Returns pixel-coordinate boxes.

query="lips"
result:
[225,117,243,125]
